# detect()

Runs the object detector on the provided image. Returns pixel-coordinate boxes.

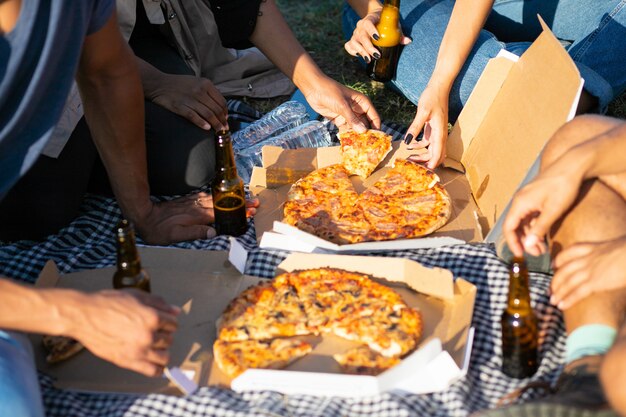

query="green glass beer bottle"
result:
[211,130,247,236]
[367,0,402,82]
[501,257,539,378]
[113,219,151,292]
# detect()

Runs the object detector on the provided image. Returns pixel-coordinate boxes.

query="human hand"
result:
[550,236,626,310]
[146,73,228,131]
[302,76,381,133]
[344,11,411,63]
[133,192,260,245]
[68,289,180,377]
[503,162,583,258]
[404,82,450,169]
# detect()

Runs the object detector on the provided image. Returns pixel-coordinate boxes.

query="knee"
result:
[541,115,622,170]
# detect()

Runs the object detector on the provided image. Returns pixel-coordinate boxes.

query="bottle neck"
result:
[215,130,238,179]
[116,222,142,274]
[506,259,532,312]
[375,0,401,47]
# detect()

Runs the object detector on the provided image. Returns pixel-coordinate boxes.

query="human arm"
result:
[137,59,228,131]
[405,0,493,169]
[503,118,626,258]
[76,11,222,244]
[601,321,626,415]
[0,278,179,376]
[343,0,411,63]
[250,0,380,132]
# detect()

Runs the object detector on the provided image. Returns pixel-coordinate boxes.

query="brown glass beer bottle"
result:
[211,130,247,237]
[367,0,402,82]
[501,257,539,378]
[113,219,151,292]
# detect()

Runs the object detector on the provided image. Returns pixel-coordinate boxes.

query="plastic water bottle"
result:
[236,120,333,183]
[231,101,309,151]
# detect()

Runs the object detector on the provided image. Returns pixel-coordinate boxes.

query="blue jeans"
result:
[343,0,626,122]
[0,330,45,417]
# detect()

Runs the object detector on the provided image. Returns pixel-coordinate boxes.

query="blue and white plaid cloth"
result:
[0,101,566,417]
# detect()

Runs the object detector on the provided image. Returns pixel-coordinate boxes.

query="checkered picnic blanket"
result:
[0,101,567,417]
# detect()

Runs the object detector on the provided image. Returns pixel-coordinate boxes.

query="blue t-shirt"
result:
[0,0,114,200]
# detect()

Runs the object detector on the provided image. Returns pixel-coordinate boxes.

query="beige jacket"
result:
[44,0,294,158]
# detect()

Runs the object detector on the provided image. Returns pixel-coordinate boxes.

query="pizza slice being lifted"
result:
[339,129,392,178]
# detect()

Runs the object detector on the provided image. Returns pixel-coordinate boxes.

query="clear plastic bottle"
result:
[236,120,333,182]
[231,101,309,151]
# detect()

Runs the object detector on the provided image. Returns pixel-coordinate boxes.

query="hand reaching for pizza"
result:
[503,159,584,258]
[550,236,626,310]
[66,289,180,377]
[404,82,450,170]
[301,76,381,133]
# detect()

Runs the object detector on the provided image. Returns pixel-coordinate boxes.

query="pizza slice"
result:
[42,335,85,364]
[339,129,392,178]
[287,164,357,201]
[333,345,401,375]
[213,338,313,379]
[216,280,311,342]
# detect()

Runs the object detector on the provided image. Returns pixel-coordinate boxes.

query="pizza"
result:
[283,159,451,244]
[213,338,313,379]
[339,129,392,178]
[42,335,84,364]
[213,268,422,379]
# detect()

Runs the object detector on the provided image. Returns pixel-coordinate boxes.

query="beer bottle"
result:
[113,219,151,292]
[367,0,402,82]
[211,129,247,237]
[501,257,539,378]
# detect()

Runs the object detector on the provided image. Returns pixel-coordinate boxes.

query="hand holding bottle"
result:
[344,7,411,64]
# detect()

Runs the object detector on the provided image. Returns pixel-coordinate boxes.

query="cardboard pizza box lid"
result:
[30,244,475,397]
[249,18,583,252]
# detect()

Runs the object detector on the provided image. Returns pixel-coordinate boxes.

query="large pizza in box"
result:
[282,130,452,244]
[213,267,422,378]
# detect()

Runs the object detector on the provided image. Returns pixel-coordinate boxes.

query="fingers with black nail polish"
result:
[364,55,371,63]
[373,52,381,60]
[404,133,413,144]
[373,34,380,41]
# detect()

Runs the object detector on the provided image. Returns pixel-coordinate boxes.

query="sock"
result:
[565,324,617,364]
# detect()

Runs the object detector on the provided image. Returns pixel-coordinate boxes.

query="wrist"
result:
[39,288,90,337]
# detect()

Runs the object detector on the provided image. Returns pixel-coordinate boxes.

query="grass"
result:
[245,1,625,125]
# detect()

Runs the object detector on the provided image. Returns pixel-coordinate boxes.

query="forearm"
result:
[0,278,85,336]
[136,58,167,101]
[76,37,152,223]
[346,0,382,18]
[429,0,493,90]
[250,0,327,94]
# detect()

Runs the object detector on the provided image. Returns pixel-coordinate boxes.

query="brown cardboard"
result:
[31,247,475,396]
[31,247,255,394]
[250,20,582,249]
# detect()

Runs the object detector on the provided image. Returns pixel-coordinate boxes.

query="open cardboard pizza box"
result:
[250,18,584,253]
[30,239,475,397]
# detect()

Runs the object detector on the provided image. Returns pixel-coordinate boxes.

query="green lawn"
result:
[245,1,625,124]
